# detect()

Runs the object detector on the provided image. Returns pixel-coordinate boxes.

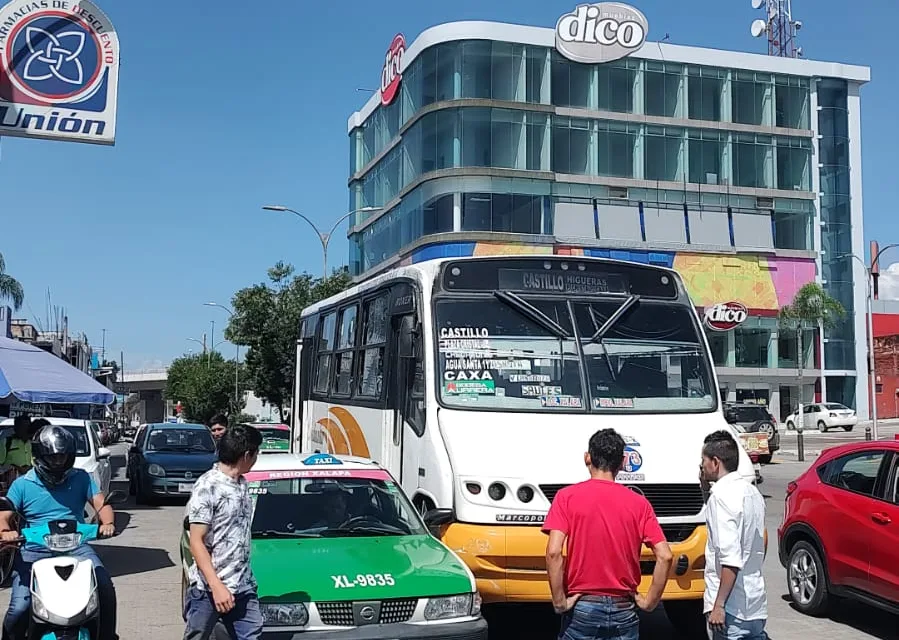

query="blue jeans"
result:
[709,613,768,640]
[183,585,263,640]
[559,597,639,640]
[2,544,117,640]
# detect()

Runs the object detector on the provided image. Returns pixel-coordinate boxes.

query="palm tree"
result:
[778,282,845,435]
[0,252,23,310]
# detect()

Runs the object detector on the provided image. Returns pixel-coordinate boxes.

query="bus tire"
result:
[664,600,706,639]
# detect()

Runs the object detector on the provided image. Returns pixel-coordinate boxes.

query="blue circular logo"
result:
[6,13,102,102]
[623,446,643,473]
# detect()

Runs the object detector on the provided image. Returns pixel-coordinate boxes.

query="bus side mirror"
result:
[398,316,419,359]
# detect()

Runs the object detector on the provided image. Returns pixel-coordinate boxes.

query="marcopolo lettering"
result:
[555,2,649,64]
[380,33,405,107]
[704,301,749,331]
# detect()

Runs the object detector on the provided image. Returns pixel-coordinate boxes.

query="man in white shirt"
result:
[700,430,768,640]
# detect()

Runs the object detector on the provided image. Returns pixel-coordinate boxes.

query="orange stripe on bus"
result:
[328,407,371,458]
[316,417,350,455]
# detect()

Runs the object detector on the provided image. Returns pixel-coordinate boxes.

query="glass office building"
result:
[346,19,870,418]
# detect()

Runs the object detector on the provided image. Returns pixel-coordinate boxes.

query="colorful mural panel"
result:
[409,242,816,312]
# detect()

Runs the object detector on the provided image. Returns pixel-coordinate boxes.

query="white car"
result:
[784,403,858,433]
[0,417,112,494]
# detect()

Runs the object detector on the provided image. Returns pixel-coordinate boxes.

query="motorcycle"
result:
[0,490,125,639]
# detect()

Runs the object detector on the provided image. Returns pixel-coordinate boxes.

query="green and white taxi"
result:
[180,453,487,639]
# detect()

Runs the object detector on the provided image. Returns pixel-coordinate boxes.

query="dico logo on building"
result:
[380,33,405,107]
[704,301,749,332]
[555,2,648,64]
[0,0,120,145]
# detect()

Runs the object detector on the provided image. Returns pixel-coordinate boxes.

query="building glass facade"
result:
[347,22,869,417]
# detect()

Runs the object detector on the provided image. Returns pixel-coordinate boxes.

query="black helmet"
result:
[32,425,76,487]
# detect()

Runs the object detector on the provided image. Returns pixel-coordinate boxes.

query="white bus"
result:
[293,255,755,633]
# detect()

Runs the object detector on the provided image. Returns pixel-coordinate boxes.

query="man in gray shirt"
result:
[183,424,262,640]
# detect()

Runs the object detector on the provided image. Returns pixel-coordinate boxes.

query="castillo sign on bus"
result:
[0,0,120,145]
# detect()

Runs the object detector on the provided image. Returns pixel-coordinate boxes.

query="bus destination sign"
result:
[498,269,628,295]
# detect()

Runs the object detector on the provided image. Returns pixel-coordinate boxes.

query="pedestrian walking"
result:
[208,414,227,443]
[700,430,768,640]
[183,423,263,640]
[543,428,673,640]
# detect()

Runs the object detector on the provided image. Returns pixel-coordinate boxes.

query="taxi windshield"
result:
[256,428,289,441]
[249,476,427,538]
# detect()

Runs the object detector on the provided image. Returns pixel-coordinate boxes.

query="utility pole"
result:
[101,328,106,364]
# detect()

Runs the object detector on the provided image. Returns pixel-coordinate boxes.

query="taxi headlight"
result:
[424,594,474,620]
[260,603,308,626]
[147,464,166,477]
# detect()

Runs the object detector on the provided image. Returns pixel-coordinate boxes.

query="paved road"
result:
[0,442,894,639]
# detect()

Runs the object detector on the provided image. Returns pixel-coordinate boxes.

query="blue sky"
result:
[0,0,894,369]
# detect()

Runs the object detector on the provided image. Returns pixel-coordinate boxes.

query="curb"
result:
[777,449,821,458]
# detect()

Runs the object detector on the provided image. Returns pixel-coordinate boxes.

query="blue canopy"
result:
[0,336,115,405]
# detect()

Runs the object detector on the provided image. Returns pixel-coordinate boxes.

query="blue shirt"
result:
[6,469,99,530]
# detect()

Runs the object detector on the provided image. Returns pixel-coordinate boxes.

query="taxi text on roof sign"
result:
[302,453,343,466]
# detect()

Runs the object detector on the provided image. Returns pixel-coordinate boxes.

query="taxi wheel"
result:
[664,600,706,639]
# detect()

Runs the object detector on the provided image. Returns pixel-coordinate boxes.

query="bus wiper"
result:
[590,295,641,343]
[493,291,571,338]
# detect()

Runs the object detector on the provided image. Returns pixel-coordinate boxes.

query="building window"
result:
[644,126,683,182]
[597,121,637,178]
[526,112,549,171]
[733,134,773,189]
[461,193,542,234]
[552,116,592,175]
[776,138,811,191]
[460,40,492,99]
[422,194,454,236]
[734,327,770,368]
[688,129,725,185]
[644,62,683,118]
[775,76,810,129]
[773,209,811,250]
[597,60,637,113]
[552,54,592,108]
[707,331,728,367]
[687,66,724,121]
[526,47,549,103]
[732,72,771,126]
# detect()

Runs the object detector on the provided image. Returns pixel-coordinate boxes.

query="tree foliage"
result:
[164,351,245,424]
[0,252,24,311]
[225,263,351,420]
[778,282,846,331]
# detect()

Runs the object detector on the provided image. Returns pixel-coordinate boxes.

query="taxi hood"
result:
[436,408,755,485]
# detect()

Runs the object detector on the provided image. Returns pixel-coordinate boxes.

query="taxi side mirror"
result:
[422,508,453,528]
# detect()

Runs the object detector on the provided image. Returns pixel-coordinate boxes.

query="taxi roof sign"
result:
[302,453,342,466]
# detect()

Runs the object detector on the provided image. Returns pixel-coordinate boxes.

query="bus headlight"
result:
[517,486,535,503]
[487,483,506,501]
[424,594,476,620]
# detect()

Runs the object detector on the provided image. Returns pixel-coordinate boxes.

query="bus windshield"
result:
[435,296,715,412]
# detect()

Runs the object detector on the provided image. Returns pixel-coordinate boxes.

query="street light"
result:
[839,243,899,441]
[262,205,380,278]
[204,302,241,407]
[186,336,206,353]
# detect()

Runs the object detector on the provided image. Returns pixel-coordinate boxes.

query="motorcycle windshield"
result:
[22,521,98,551]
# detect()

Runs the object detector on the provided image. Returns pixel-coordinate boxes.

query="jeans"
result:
[183,585,263,640]
[559,597,639,640]
[708,613,768,640]
[2,544,117,640]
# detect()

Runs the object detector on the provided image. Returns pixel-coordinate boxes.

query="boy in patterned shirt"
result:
[183,423,262,640]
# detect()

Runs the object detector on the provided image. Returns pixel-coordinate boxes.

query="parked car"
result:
[785,403,857,432]
[126,422,216,504]
[724,403,780,464]
[779,440,899,616]
[179,453,487,638]
[0,417,112,496]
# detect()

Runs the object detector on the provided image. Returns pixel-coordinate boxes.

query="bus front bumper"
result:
[441,522,707,604]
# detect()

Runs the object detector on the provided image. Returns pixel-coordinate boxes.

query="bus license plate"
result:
[178,483,194,493]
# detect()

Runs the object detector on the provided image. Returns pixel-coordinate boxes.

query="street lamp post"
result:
[186,335,207,354]
[842,244,899,442]
[205,302,240,408]
[262,205,380,278]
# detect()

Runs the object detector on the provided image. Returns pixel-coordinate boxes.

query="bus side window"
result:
[398,316,425,437]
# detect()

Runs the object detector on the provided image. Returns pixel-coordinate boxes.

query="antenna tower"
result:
[750,0,803,58]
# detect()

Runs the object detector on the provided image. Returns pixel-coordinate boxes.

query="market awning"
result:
[0,336,115,405]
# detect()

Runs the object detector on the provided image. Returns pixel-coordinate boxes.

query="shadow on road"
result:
[94,543,175,578]
[781,593,896,640]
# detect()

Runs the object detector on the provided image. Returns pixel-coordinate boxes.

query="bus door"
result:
[386,284,425,484]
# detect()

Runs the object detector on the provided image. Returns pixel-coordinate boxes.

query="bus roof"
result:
[302,255,681,318]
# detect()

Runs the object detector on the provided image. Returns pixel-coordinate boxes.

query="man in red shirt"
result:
[543,428,673,640]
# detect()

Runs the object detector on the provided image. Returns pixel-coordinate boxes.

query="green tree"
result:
[778,282,846,429]
[0,252,24,310]
[225,263,351,421]
[165,351,246,424]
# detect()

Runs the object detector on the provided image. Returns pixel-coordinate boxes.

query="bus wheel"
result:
[664,600,706,639]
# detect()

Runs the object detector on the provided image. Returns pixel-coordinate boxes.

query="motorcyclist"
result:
[0,425,118,640]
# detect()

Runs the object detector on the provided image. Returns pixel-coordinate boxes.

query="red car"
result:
[778,440,899,616]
